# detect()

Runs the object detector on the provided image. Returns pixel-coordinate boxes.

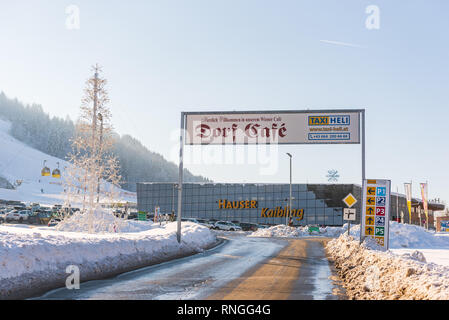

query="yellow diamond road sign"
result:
[343,193,357,208]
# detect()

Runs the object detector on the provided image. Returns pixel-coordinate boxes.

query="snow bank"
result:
[251,222,449,249]
[249,224,347,238]
[339,222,449,249]
[326,235,449,299]
[0,222,217,299]
[56,207,154,233]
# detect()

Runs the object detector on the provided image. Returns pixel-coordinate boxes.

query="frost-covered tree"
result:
[63,65,121,233]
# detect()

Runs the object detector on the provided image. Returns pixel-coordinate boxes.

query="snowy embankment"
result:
[326,235,449,300]
[0,215,217,299]
[249,224,346,238]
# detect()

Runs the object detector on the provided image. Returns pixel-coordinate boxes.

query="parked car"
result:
[0,210,7,223]
[28,211,53,225]
[127,211,138,220]
[48,218,62,227]
[181,217,199,224]
[238,222,258,231]
[6,210,31,223]
[213,221,242,231]
[257,224,269,229]
[196,219,214,228]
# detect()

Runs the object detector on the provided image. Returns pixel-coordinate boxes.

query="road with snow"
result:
[36,234,345,300]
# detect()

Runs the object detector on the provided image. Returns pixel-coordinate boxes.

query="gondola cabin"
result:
[41,167,51,177]
[52,168,61,178]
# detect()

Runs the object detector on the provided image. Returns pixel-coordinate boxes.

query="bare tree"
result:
[63,64,121,233]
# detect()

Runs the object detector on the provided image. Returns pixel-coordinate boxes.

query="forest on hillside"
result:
[0,92,210,191]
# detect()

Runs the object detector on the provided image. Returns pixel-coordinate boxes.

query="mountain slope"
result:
[0,118,136,205]
[0,92,210,192]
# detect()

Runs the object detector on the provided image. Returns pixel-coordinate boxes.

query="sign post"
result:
[360,179,391,250]
[176,109,365,243]
[343,193,357,235]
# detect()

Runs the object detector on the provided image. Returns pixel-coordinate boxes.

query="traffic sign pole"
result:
[342,194,357,236]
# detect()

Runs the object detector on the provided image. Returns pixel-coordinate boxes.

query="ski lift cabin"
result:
[41,160,50,177]
[52,162,61,178]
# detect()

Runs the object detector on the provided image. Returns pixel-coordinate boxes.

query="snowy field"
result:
[0,215,217,299]
[0,118,136,205]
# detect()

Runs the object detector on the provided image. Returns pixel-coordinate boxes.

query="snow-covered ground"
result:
[251,223,449,299]
[249,222,449,267]
[326,235,449,300]
[249,224,347,238]
[0,216,217,299]
[0,118,136,206]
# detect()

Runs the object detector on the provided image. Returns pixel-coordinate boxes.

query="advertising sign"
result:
[441,221,449,232]
[185,110,361,145]
[138,211,147,221]
[404,182,412,223]
[361,179,391,249]
[420,183,428,225]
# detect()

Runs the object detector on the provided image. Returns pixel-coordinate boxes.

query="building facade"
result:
[137,182,445,228]
[137,183,363,226]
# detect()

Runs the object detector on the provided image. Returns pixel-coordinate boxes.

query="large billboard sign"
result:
[185,110,361,145]
[361,179,391,250]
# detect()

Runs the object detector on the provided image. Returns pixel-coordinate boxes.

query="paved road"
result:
[37,234,345,300]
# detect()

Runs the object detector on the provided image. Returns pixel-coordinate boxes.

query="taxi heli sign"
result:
[361,179,391,249]
[185,111,360,145]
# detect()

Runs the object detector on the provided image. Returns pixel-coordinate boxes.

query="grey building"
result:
[137,183,363,226]
[136,182,445,227]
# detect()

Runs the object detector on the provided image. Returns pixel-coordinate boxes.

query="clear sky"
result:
[0,1,448,203]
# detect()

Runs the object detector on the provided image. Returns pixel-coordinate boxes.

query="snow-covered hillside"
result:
[0,118,136,205]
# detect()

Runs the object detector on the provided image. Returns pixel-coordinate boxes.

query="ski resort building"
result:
[137,183,445,227]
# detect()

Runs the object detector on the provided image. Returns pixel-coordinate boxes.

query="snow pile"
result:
[388,222,449,249]
[334,222,449,249]
[249,225,305,238]
[249,224,347,238]
[0,222,217,299]
[326,235,449,300]
[56,207,153,233]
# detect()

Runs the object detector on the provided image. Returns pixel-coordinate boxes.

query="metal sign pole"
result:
[360,110,366,244]
[176,112,185,243]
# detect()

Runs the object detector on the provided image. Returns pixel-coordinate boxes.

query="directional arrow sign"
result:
[365,226,374,235]
[366,216,374,225]
[361,179,391,250]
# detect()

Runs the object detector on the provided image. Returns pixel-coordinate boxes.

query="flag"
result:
[420,183,428,227]
[404,182,412,223]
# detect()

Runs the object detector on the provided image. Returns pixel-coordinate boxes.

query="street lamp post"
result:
[286,153,292,226]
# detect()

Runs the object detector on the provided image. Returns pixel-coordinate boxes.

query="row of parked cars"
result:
[181,218,270,232]
[0,203,78,226]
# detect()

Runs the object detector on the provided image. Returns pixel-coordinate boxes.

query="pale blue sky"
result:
[0,1,448,202]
